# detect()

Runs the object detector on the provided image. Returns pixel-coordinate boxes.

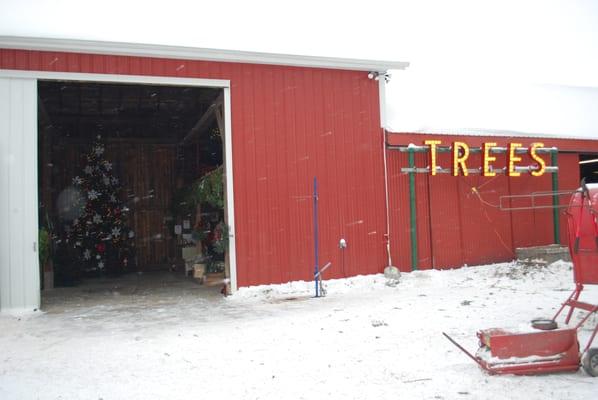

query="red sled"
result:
[445,180,598,377]
[444,324,583,376]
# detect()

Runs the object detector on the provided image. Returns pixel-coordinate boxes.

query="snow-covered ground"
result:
[0,261,596,400]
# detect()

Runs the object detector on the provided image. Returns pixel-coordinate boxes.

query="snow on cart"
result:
[445,180,598,377]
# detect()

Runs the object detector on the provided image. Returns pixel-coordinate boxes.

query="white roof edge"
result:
[386,127,598,141]
[0,36,410,72]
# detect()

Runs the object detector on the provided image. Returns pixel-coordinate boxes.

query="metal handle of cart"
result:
[314,262,331,297]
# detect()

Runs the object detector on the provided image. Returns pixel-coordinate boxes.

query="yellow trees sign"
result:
[424,140,547,177]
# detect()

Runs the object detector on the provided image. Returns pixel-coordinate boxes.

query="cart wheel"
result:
[531,318,557,330]
[582,348,598,377]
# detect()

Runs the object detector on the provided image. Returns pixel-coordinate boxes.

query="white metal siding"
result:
[0,77,39,313]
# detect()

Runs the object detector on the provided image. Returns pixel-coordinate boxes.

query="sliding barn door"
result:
[0,77,39,312]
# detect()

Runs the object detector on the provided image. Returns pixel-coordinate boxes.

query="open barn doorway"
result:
[580,154,598,184]
[38,79,230,309]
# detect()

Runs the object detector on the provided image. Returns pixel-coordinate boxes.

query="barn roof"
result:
[0,36,409,73]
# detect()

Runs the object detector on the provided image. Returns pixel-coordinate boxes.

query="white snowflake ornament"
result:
[83,249,91,260]
[103,161,113,171]
[93,214,103,224]
[84,166,94,175]
[111,177,119,185]
[94,145,105,156]
[109,194,117,203]
[88,190,100,200]
[72,176,83,185]
[111,227,121,238]
[98,261,105,269]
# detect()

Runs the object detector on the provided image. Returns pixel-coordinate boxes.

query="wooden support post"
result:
[180,93,224,146]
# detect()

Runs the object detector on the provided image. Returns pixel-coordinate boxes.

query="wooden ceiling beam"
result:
[54,136,179,146]
[180,92,223,146]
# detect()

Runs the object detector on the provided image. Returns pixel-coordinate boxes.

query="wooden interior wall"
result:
[115,144,177,270]
[43,140,177,271]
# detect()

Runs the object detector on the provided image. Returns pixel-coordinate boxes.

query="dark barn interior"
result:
[580,154,598,184]
[38,80,225,287]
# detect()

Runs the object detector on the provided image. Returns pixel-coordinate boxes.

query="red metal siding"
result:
[414,154,433,269]
[458,170,515,265]
[386,151,412,269]
[557,154,581,243]
[430,154,515,268]
[428,159,463,268]
[0,48,387,287]
[387,133,587,272]
[1,48,593,285]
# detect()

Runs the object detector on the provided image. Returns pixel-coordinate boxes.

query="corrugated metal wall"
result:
[387,133,591,272]
[0,49,388,288]
[0,77,40,312]
[2,48,597,292]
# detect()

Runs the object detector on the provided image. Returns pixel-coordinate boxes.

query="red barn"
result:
[1,36,597,313]
[0,36,408,312]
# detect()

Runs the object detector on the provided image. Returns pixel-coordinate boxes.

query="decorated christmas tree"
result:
[66,135,133,275]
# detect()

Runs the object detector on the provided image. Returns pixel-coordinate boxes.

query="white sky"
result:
[1,0,597,138]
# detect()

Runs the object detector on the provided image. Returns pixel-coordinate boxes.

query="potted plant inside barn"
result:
[194,166,227,279]
[39,226,53,290]
[172,166,229,288]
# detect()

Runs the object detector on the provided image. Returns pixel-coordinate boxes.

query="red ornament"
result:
[96,243,106,253]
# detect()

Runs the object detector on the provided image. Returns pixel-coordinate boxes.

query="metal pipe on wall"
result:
[551,151,560,244]
[382,129,394,268]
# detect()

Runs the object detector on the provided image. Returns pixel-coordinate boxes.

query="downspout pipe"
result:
[378,71,395,271]
[382,128,393,268]
[551,150,560,244]
[313,177,320,297]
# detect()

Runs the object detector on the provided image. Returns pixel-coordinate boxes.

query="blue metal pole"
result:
[314,177,319,297]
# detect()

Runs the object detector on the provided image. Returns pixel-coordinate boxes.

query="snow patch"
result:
[1,261,597,399]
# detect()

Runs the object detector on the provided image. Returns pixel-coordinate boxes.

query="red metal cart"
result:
[445,181,598,376]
